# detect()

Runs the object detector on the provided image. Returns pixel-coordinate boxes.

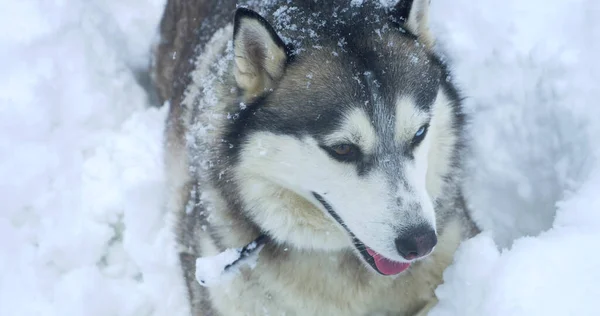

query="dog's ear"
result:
[233,8,288,98]
[391,0,434,48]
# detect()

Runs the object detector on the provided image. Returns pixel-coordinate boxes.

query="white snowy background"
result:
[0,0,598,315]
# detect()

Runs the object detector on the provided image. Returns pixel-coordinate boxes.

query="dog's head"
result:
[222,1,463,275]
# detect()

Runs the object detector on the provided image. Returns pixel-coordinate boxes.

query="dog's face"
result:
[225,2,461,275]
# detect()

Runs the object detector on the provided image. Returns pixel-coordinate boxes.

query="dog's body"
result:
[153,1,479,315]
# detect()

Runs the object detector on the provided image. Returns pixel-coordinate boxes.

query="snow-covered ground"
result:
[0,0,598,315]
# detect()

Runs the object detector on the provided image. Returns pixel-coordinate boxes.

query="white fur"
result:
[324,107,378,154]
[405,0,435,48]
[392,96,437,231]
[235,132,404,260]
[426,90,458,200]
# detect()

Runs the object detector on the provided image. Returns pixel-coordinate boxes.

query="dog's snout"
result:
[394,225,437,260]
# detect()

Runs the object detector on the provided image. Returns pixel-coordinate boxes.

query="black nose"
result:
[395,225,437,260]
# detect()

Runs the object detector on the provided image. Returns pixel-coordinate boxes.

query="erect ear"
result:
[391,0,434,48]
[233,8,288,98]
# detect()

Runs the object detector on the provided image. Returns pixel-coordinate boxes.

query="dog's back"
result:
[153,0,235,104]
[153,2,234,313]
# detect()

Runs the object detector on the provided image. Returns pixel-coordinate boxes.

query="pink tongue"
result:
[366,248,411,275]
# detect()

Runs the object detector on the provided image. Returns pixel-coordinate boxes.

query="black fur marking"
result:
[392,0,414,23]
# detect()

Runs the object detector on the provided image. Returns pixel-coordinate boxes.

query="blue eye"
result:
[411,124,429,147]
[415,126,426,137]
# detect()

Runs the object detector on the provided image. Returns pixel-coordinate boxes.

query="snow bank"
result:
[430,0,600,314]
[432,169,600,315]
[0,1,188,315]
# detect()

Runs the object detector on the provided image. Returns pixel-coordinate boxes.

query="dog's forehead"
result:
[274,31,440,135]
[290,32,438,104]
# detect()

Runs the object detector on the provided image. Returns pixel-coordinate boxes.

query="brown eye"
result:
[322,143,361,163]
[332,144,353,156]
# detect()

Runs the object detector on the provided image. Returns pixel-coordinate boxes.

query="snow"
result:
[195,248,244,287]
[195,240,264,287]
[0,0,187,315]
[1,0,599,315]
[429,0,600,314]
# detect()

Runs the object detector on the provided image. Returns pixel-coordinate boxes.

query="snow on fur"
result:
[1,0,599,315]
[195,238,265,287]
[195,249,244,287]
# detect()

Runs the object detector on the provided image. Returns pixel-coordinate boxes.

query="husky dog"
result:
[153,0,479,315]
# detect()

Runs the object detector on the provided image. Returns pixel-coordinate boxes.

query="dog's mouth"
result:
[354,238,411,275]
[312,193,411,276]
